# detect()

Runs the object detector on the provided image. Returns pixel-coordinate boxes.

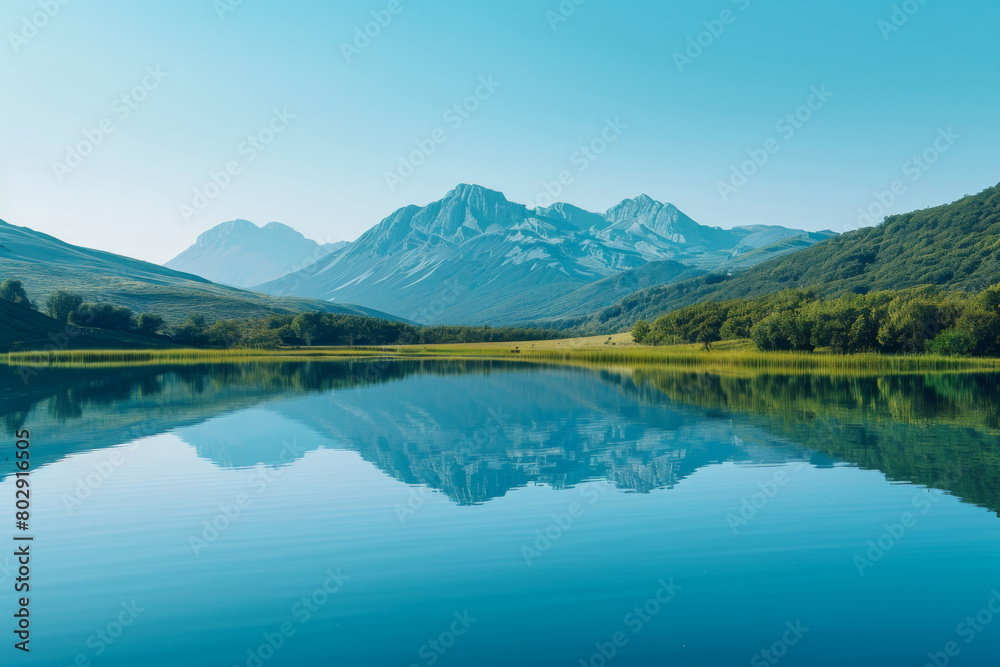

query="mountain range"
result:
[222,184,832,325]
[9,181,994,338]
[551,182,1000,333]
[165,220,347,288]
[0,219,402,326]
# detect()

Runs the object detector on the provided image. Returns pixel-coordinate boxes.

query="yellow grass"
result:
[7,335,1000,376]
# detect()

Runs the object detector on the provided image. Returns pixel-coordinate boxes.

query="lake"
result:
[2,360,999,666]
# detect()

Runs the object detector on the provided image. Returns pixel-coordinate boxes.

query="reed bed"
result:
[499,348,1000,373]
[5,347,392,368]
[7,343,1000,375]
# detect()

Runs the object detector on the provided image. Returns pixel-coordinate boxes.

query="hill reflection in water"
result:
[1,360,997,513]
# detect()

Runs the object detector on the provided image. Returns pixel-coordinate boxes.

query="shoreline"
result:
[7,336,1000,376]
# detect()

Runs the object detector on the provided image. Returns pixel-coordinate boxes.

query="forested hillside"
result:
[632,285,1000,356]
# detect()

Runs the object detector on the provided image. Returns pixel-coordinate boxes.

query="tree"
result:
[751,312,812,351]
[927,330,977,357]
[632,320,651,344]
[137,313,166,335]
[696,328,720,351]
[848,311,879,353]
[0,280,33,310]
[978,284,1000,312]
[46,291,84,323]
[953,308,1000,356]
[751,313,791,351]
[206,319,243,348]
[172,315,208,346]
[719,316,752,341]
[291,312,324,346]
[877,299,947,354]
[70,304,136,331]
[240,323,283,349]
[806,302,857,353]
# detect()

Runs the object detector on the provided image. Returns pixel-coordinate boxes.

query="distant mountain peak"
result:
[168,220,343,288]
[202,218,255,236]
[449,183,500,197]
[606,195,675,219]
[443,183,515,212]
[262,221,297,233]
[195,220,315,248]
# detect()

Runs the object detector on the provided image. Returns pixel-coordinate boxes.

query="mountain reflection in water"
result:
[2,360,997,514]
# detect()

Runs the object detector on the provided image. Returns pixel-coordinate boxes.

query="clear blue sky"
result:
[1,0,997,263]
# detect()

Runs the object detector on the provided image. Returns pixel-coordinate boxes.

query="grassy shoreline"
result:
[7,335,1000,375]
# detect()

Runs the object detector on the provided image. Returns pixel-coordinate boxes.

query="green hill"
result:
[0,300,177,352]
[556,183,1000,333]
[0,219,406,325]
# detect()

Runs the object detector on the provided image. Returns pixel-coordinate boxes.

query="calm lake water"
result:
[2,360,999,666]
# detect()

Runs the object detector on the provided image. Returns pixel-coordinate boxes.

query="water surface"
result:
[2,361,999,666]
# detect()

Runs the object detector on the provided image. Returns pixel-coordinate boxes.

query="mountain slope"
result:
[258,184,829,325]
[165,220,346,288]
[527,260,706,322]
[556,183,1000,333]
[0,219,403,325]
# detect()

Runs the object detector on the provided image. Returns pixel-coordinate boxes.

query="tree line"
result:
[0,279,562,348]
[632,285,1000,356]
[169,312,561,348]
